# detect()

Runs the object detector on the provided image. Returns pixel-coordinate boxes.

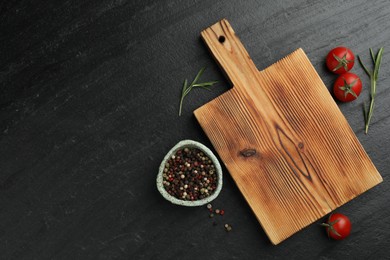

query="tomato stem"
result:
[321,219,341,238]
[332,52,353,72]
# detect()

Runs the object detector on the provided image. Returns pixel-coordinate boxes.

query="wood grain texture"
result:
[194,19,382,245]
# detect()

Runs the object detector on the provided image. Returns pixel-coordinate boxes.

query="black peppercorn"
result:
[163,147,218,201]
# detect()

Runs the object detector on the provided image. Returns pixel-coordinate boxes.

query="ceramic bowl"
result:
[156,140,223,206]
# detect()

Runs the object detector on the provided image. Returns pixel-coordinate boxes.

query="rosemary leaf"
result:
[370,48,375,64]
[179,79,189,116]
[193,81,219,87]
[358,47,384,134]
[373,48,383,81]
[182,79,188,96]
[190,67,206,87]
[358,56,371,77]
[178,68,218,116]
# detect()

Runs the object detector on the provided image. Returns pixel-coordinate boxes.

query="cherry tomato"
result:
[333,72,362,102]
[322,213,351,240]
[326,47,355,74]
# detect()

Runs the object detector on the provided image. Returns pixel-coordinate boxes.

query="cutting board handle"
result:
[201,19,259,91]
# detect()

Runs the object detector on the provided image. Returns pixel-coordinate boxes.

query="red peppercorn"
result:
[220,210,225,216]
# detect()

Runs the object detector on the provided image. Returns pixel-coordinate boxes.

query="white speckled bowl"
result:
[156,140,223,206]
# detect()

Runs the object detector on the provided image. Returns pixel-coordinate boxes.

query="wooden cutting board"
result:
[194,19,382,245]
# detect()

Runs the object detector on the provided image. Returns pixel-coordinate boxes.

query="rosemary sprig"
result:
[178,67,218,116]
[358,47,384,134]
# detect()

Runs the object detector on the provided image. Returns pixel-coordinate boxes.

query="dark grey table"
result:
[1,0,390,259]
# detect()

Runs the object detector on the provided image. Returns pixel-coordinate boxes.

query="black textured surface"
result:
[1,0,390,259]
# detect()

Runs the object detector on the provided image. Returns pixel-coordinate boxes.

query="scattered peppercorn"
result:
[205,205,231,231]
[224,224,232,232]
[163,147,218,201]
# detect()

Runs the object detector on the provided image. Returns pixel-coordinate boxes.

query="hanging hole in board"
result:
[218,36,225,43]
